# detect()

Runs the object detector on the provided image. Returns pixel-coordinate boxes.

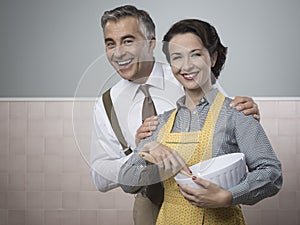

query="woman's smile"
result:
[181,71,199,80]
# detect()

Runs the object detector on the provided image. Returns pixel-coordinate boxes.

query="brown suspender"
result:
[103,89,164,206]
[102,89,132,156]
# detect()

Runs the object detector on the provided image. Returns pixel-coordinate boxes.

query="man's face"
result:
[104,16,155,83]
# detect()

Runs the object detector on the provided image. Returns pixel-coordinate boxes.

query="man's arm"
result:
[90,98,131,192]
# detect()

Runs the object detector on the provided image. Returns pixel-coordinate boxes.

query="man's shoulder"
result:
[111,78,131,91]
[94,79,130,107]
[104,79,136,100]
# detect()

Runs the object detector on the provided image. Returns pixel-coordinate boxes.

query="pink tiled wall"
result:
[0,100,299,225]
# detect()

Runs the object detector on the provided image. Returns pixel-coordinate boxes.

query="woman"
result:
[119,19,282,224]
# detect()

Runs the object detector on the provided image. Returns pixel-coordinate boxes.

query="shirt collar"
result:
[145,62,164,90]
[132,62,165,100]
[176,88,219,108]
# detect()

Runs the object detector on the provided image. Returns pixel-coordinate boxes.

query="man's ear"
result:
[148,37,156,52]
[211,51,218,67]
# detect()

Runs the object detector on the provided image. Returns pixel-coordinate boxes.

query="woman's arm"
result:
[178,109,282,208]
[229,111,282,205]
[118,114,166,193]
[118,110,190,193]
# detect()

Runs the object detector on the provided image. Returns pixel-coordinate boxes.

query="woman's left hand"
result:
[178,176,233,208]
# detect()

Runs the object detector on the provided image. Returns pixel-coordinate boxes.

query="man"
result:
[90,5,260,225]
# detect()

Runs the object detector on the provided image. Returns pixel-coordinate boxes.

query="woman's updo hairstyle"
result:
[162,19,227,79]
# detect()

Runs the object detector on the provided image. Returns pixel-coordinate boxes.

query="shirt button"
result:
[192,111,197,115]
[201,98,205,103]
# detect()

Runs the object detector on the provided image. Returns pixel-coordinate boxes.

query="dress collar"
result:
[176,88,219,108]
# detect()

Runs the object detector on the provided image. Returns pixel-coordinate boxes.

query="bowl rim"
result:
[174,152,245,181]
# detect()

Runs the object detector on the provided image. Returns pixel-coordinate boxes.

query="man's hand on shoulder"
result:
[230,96,260,121]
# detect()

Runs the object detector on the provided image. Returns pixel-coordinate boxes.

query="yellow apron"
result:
[156,93,246,225]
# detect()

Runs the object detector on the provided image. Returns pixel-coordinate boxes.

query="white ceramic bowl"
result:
[174,153,246,189]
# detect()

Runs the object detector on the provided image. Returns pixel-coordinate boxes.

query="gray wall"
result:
[1,0,299,97]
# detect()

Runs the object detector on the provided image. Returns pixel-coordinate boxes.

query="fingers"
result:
[178,184,201,207]
[178,177,209,195]
[142,141,161,153]
[171,151,191,175]
[253,114,260,121]
[178,185,194,199]
[178,177,232,208]
[151,145,174,169]
[135,116,158,145]
[168,150,190,175]
[192,176,211,188]
[144,143,188,178]
[229,96,250,108]
[143,116,159,127]
[152,147,173,174]
[230,96,260,121]
[230,96,253,110]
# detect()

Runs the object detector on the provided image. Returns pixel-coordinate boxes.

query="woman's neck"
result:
[184,85,213,112]
[185,89,204,112]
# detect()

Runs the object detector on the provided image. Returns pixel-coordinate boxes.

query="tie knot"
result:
[140,84,150,97]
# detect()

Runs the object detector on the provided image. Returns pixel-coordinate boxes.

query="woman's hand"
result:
[141,141,191,179]
[178,176,233,208]
[135,116,159,146]
[230,96,260,121]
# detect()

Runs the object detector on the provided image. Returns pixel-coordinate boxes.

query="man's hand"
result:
[178,176,233,208]
[135,116,159,146]
[230,96,260,121]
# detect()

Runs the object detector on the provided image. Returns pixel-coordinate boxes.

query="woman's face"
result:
[168,33,216,93]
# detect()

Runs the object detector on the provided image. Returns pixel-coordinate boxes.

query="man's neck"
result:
[130,60,155,84]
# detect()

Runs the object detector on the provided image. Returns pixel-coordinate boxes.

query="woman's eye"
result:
[171,56,181,61]
[191,53,201,57]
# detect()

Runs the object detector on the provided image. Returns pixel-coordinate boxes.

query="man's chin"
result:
[119,72,134,81]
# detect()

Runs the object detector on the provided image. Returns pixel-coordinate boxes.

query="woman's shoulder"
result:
[222,96,258,124]
[158,108,176,123]
[223,96,232,106]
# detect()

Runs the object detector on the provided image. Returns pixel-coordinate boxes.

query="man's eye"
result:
[106,42,115,48]
[123,40,133,46]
